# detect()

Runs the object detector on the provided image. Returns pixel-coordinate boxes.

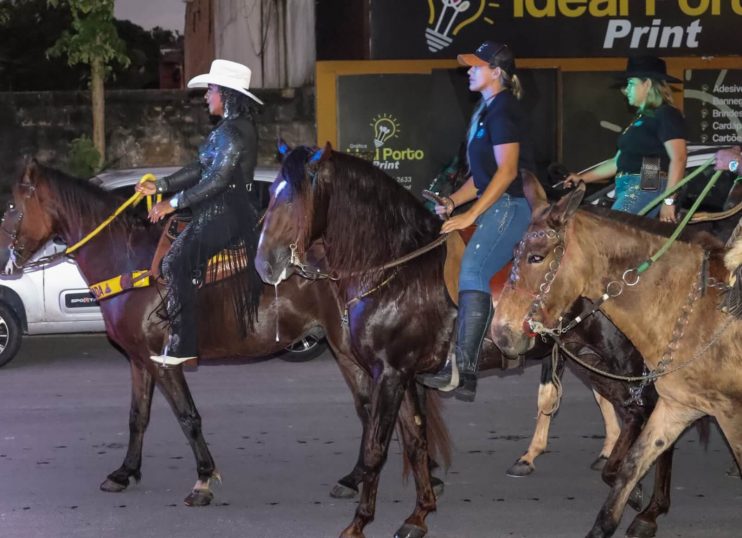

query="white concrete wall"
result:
[214,0,315,89]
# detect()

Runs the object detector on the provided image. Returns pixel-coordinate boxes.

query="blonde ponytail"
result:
[499,70,523,100]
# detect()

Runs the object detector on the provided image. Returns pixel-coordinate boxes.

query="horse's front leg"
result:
[331,354,445,501]
[100,357,155,492]
[155,365,218,506]
[592,390,621,470]
[625,446,674,538]
[598,404,645,512]
[339,368,406,538]
[394,383,438,538]
[331,351,373,499]
[586,398,702,538]
[508,354,564,477]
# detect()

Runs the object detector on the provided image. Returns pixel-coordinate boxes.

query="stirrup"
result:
[150,354,196,367]
[418,357,460,392]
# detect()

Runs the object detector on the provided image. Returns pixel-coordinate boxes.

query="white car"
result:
[0,166,326,367]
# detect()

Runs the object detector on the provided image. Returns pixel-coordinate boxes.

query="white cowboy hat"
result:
[187,59,264,105]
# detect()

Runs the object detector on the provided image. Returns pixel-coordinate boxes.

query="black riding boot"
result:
[418,290,493,402]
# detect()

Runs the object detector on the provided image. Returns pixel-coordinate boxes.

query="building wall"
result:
[0,88,315,194]
[184,0,215,83]
[185,0,316,89]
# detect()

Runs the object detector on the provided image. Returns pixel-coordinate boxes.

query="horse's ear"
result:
[548,182,585,227]
[522,169,548,213]
[309,142,333,165]
[319,141,333,163]
[276,137,292,162]
[22,156,40,184]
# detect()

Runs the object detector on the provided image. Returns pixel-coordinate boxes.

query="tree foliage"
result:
[0,0,177,90]
[46,0,129,72]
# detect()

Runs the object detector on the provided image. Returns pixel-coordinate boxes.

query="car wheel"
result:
[279,334,328,362]
[0,302,22,368]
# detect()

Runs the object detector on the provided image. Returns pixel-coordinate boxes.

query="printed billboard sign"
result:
[336,69,558,198]
[683,69,742,145]
[337,74,447,197]
[371,1,742,59]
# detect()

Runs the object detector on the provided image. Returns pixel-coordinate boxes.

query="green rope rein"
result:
[631,157,722,274]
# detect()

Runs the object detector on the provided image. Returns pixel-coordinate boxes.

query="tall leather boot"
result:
[453,290,493,402]
[418,290,493,402]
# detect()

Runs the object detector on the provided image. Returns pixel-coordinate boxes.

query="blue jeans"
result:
[612,174,666,217]
[459,194,531,293]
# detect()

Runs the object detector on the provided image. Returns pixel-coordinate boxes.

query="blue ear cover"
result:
[309,148,323,163]
[278,142,290,155]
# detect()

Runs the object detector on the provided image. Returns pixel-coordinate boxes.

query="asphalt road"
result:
[0,335,739,538]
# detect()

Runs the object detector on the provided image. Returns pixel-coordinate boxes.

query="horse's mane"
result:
[36,164,150,235]
[315,151,441,272]
[581,205,725,253]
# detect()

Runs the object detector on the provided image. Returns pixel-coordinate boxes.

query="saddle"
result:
[149,215,247,285]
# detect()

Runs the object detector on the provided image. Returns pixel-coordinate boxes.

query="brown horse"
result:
[254,143,699,538]
[491,173,742,537]
[0,161,451,507]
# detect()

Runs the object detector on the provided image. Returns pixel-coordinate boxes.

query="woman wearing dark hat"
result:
[135,59,264,366]
[419,41,535,401]
[564,56,687,222]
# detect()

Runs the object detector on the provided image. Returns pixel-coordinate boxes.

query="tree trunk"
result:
[90,57,105,167]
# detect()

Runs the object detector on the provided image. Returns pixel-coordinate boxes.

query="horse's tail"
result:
[425,389,453,471]
[399,387,452,481]
[722,235,742,317]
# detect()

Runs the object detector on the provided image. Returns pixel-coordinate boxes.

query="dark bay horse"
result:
[0,161,451,507]
[254,144,686,538]
[491,174,742,537]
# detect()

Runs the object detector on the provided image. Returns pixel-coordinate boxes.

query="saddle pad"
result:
[150,215,248,286]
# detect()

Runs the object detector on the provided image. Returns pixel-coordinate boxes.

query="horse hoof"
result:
[99,477,128,493]
[431,476,445,498]
[184,488,213,507]
[394,524,426,538]
[726,462,740,478]
[590,455,608,471]
[626,518,657,538]
[330,482,358,499]
[506,459,534,477]
[627,484,643,512]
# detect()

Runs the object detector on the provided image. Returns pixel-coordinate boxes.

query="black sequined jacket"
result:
[155,115,258,211]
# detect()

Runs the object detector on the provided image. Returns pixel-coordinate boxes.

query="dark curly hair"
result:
[218,86,257,121]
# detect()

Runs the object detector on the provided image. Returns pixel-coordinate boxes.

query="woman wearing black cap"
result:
[564,56,687,222]
[419,41,536,402]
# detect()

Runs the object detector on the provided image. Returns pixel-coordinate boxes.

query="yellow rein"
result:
[65,174,157,255]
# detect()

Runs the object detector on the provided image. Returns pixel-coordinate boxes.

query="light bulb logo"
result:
[426,0,498,53]
[371,114,400,148]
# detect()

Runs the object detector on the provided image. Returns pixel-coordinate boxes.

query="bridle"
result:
[0,182,37,272]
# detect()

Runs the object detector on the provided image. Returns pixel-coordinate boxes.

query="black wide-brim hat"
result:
[615,55,681,84]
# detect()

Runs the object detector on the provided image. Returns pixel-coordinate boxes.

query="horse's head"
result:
[491,172,587,357]
[256,141,328,284]
[0,160,56,273]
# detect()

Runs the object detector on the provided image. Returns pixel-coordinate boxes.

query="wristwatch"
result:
[730,159,739,174]
[663,197,675,206]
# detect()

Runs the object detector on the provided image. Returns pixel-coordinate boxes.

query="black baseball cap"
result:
[457,41,516,75]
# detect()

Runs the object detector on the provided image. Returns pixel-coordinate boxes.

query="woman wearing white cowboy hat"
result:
[136,59,264,366]
[564,55,688,223]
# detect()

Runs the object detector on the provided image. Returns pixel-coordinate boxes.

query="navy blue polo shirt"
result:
[616,104,687,174]
[467,90,535,197]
